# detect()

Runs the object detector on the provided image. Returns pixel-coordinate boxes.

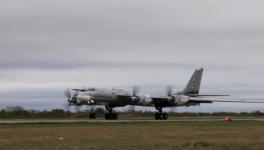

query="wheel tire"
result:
[113,113,118,120]
[92,113,96,119]
[109,114,113,120]
[159,113,162,120]
[162,113,168,120]
[155,113,160,120]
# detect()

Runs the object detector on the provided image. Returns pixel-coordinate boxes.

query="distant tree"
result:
[252,110,263,116]
[5,106,25,112]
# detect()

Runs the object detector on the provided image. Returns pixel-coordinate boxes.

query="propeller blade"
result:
[73,90,79,97]
[75,106,81,112]
[128,105,135,112]
[132,86,139,97]
[64,89,71,99]
[166,85,173,96]
[64,103,71,111]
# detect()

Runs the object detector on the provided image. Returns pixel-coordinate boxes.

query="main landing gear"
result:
[105,105,118,120]
[155,106,168,120]
[89,105,96,119]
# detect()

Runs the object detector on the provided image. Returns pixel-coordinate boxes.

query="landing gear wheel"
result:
[162,113,168,120]
[105,105,118,120]
[89,113,96,119]
[88,105,96,119]
[154,113,168,120]
[155,113,161,120]
[105,113,109,120]
[154,106,169,120]
[113,113,118,120]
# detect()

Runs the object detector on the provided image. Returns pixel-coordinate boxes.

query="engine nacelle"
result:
[130,96,140,104]
[166,96,175,102]
[76,95,94,105]
[136,94,152,105]
[174,95,190,104]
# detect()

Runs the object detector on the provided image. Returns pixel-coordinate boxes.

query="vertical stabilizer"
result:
[182,68,203,94]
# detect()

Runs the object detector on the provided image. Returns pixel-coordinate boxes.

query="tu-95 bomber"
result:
[64,68,264,120]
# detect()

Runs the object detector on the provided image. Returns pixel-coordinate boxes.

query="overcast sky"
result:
[1,0,264,112]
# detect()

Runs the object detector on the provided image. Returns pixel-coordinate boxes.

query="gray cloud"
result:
[1,0,264,111]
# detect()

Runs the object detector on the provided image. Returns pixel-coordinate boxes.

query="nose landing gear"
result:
[155,106,168,120]
[89,105,96,119]
[105,105,118,120]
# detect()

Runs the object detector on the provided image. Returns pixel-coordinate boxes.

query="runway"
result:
[1,118,264,124]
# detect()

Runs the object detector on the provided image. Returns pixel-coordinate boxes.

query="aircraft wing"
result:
[72,89,88,92]
[151,96,173,105]
[148,95,264,104]
[116,95,131,101]
[189,97,264,104]
[151,96,169,102]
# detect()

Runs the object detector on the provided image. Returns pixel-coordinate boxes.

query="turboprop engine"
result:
[136,94,152,105]
[130,86,141,104]
[174,95,190,105]
[76,95,95,105]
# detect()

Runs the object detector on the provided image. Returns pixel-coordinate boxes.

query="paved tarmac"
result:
[0,118,264,124]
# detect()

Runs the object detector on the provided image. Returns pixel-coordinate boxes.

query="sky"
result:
[1,0,264,112]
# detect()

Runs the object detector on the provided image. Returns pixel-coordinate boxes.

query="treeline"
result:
[0,106,264,119]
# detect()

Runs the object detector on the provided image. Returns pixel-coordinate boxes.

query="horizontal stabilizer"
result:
[189,97,264,103]
[186,94,230,97]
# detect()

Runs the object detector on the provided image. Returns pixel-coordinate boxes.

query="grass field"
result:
[0,120,264,150]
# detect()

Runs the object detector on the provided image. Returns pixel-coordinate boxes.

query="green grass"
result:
[0,121,264,150]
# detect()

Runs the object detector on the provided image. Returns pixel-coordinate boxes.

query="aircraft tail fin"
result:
[181,68,203,94]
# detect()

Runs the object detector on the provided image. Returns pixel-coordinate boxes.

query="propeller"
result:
[166,85,175,102]
[64,88,78,104]
[131,86,140,104]
[63,101,80,112]
[64,88,81,112]
[64,88,71,99]
[166,85,173,96]
[75,105,81,112]
[132,86,139,97]
[128,105,136,112]
[64,102,72,111]
[73,90,78,97]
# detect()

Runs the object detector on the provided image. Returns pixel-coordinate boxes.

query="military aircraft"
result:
[64,68,264,120]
